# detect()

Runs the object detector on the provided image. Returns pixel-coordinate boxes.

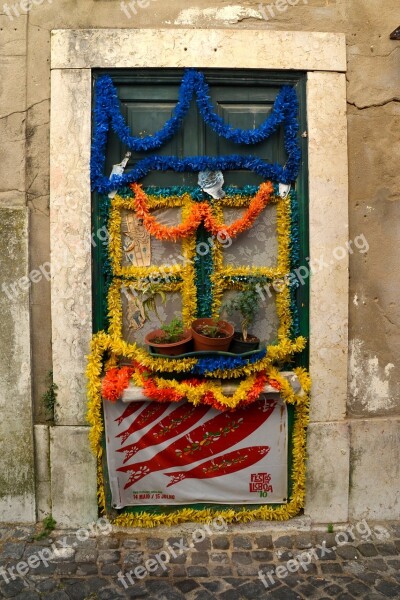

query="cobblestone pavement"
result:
[0,521,399,599]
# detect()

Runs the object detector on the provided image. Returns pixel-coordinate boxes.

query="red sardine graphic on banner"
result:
[119,399,277,489]
[115,402,146,426]
[117,403,210,463]
[165,445,270,487]
[116,403,170,445]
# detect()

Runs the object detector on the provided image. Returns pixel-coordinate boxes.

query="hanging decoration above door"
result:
[90,69,301,193]
[87,68,310,527]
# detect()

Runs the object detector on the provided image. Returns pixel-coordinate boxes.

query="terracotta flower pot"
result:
[191,318,234,352]
[229,332,260,354]
[144,329,193,356]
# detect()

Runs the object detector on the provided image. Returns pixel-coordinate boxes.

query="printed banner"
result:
[103,396,288,508]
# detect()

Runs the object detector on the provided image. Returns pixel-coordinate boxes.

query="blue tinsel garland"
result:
[91,69,301,193]
[94,155,296,195]
[190,348,267,376]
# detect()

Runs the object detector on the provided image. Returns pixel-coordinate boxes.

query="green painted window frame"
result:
[92,68,309,517]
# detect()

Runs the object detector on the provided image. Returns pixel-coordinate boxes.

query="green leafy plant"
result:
[327,523,334,533]
[222,284,262,341]
[153,318,185,343]
[34,515,57,540]
[197,322,226,338]
[199,324,219,337]
[42,371,58,416]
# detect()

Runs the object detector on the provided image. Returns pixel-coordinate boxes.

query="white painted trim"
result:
[51,29,347,72]
[50,68,92,426]
[49,28,349,524]
[307,71,349,423]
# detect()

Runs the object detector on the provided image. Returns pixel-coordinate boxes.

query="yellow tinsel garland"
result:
[131,364,309,409]
[90,326,306,380]
[110,193,190,277]
[180,202,197,327]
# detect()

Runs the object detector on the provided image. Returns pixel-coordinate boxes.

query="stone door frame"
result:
[49,28,348,526]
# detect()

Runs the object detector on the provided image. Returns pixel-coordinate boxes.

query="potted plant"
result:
[191,317,234,352]
[145,317,192,356]
[222,285,262,353]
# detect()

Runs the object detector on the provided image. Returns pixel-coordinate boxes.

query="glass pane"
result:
[221,288,278,345]
[221,204,278,268]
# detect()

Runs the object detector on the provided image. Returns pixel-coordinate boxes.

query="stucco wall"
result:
[0,0,399,522]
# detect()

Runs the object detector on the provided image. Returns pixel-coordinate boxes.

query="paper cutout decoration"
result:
[122,212,151,267]
[198,170,226,199]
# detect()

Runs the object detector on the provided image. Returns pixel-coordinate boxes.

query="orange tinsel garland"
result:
[203,181,274,239]
[102,361,281,412]
[131,185,203,241]
[137,369,276,411]
[101,366,134,402]
[130,181,274,242]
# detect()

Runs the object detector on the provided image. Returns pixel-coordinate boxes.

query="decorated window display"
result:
[87,68,310,527]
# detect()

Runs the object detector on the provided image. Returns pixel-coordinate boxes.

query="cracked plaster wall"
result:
[0,0,399,521]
